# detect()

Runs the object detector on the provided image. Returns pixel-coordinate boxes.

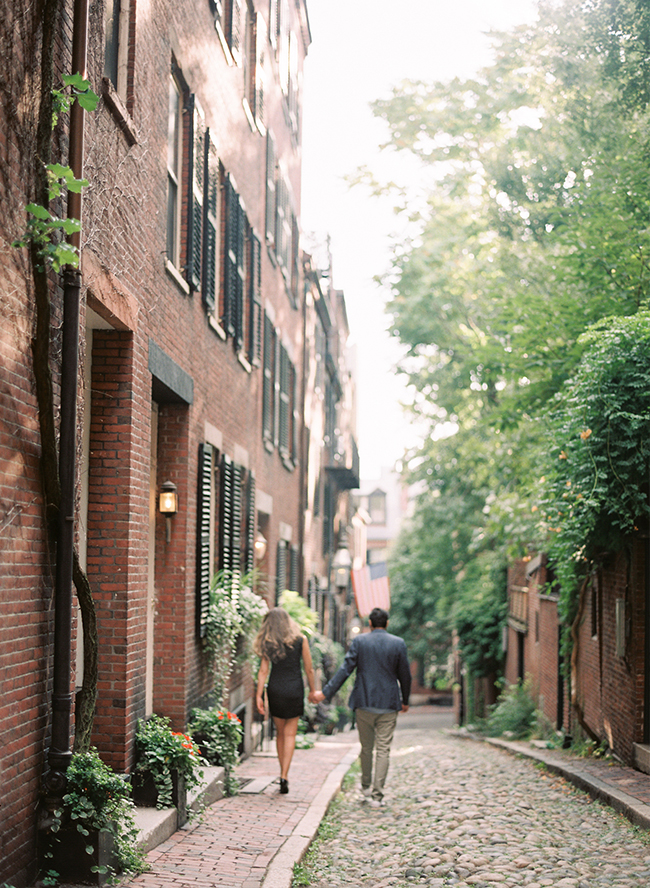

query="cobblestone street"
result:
[294,715,650,888]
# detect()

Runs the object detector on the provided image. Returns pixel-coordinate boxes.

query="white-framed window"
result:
[166,75,183,268]
[104,0,131,100]
[213,0,244,65]
[243,5,267,134]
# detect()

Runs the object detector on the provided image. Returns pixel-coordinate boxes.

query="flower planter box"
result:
[131,770,187,825]
[46,824,120,886]
[194,733,223,766]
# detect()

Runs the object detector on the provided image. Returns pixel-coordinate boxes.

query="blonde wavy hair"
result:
[254,607,302,662]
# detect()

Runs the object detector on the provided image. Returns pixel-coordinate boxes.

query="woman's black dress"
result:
[266,636,305,719]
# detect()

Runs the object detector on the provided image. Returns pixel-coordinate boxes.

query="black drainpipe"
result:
[47,0,89,790]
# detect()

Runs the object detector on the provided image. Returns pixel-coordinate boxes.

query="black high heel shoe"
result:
[279,778,289,794]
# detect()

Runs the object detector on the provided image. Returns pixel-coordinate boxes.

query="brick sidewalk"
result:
[124,732,358,888]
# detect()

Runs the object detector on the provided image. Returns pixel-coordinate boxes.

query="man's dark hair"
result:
[369,607,389,628]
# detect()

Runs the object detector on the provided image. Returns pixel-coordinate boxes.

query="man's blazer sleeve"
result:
[397,640,412,705]
[322,638,359,701]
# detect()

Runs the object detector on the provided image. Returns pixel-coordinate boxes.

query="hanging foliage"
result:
[542,312,650,635]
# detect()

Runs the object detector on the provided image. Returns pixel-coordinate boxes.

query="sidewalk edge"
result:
[260,744,360,888]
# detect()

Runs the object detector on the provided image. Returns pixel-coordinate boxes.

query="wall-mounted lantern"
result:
[159,480,178,542]
[332,546,351,590]
[254,530,267,561]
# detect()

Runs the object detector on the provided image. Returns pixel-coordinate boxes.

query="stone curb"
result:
[260,744,360,888]
[451,729,650,832]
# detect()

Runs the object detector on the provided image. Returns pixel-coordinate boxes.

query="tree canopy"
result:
[377,0,650,679]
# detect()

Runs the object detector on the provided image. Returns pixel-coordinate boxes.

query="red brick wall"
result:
[505,545,646,765]
[153,403,194,724]
[1,0,313,879]
[0,9,71,873]
[86,330,149,771]
[574,542,646,764]
[505,558,567,734]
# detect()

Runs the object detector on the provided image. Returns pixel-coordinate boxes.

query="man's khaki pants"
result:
[355,709,398,801]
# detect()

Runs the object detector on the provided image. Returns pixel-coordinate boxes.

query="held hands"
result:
[309,690,325,704]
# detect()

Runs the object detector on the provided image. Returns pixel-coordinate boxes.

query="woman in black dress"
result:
[255,607,315,793]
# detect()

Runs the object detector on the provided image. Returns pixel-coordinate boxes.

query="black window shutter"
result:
[220,453,234,572]
[268,0,278,52]
[254,12,266,131]
[322,481,333,556]
[234,206,245,351]
[196,442,213,637]
[262,313,274,444]
[245,472,256,573]
[275,540,287,604]
[231,462,243,575]
[291,212,299,306]
[202,131,219,313]
[275,174,285,268]
[289,544,299,593]
[273,331,281,447]
[224,176,239,337]
[279,344,289,454]
[230,0,243,62]
[187,94,205,291]
[248,232,262,365]
[291,361,300,464]
[265,133,276,248]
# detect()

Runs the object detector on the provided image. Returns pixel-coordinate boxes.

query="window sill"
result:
[242,98,257,132]
[237,351,252,373]
[209,315,227,340]
[280,450,295,473]
[165,259,190,295]
[102,77,137,146]
[215,21,236,66]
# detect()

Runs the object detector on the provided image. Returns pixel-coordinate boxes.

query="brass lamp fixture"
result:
[159,480,178,542]
[254,530,267,561]
[332,546,351,590]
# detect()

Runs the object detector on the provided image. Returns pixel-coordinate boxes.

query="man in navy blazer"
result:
[312,607,411,805]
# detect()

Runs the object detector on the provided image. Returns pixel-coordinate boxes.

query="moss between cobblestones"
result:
[292,763,359,886]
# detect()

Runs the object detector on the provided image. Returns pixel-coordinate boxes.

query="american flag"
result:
[352,562,391,618]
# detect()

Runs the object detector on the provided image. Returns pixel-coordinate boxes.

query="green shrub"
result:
[484,680,536,739]
[46,748,144,878]
[188,707,243,796]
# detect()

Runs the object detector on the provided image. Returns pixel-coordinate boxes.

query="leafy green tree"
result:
[542,312,650,629]
[370,1,650,435]
[374,0,650,685]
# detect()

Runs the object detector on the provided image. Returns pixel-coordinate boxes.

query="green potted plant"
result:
[188,707,243,797]
[203,571,268,704]
[42,748,143,885]
[132,715,204,822]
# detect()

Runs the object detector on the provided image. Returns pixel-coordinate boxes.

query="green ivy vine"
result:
[203,570,268,704]
[13,73,98,272]
[541,312,650,644]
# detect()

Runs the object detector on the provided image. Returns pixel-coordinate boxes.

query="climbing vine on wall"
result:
[541,312,650,639]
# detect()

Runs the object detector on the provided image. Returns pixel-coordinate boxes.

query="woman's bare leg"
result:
[272,716,300,779]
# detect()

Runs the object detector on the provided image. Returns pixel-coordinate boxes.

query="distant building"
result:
[356,466,410,566]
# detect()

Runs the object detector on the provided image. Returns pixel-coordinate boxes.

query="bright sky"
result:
[300,0,539,480]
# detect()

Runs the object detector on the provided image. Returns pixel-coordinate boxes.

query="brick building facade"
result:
[504,543,650,770]
[0,0,359,882]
